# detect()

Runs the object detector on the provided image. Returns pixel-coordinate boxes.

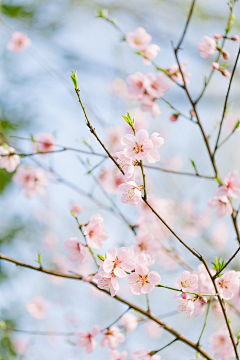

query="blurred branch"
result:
[175,0,196,51]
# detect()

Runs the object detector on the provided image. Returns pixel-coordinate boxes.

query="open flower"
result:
[0,146,20,172]
[122,129,153,161]
[109,350,128,360]
[175,294,195,318]
[115,151,135,180]
[144,73,170,98]
[103,247,135,278]
[13,166,48,198]
[26,296,50,319]
[120,313,138,332]
[95,266,119,297]
[217,170,240,199]
[7,32,31,52]
[216,271,239,300]
[127,265,160,295]
[141,44,160,65]
[209,328,235,360]
[175,271,198,292]
[126,27,152,50]
[147,133,164,163]
[84,214,108,249]
[33,133,55,155]
[127,72,146,99]
[63,237,87,263]
[75,325,100,353]
[100,326,125,349]
[132,350,161,360]
[198,36,216,58]
[141,97,161,118]
[166,62,191,85]
[118,181,142,206]
[207,195,232,218]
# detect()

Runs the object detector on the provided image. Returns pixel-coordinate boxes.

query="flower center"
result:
[133,142,143,154]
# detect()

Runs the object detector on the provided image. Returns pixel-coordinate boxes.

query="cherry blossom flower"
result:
[127,72,146,99]
[141,98,161,118]
[141,44,160,65]
[106,127,125,153]
[0,146,20,172]
[33,133,55,155]
[175,271,198,292]
[100,326,125,349]
[111,78,128,98]
[98,168,125,194]
[122,129,153,161]
[176,294,195,318]
[211,223,229,249]
[71,203,83,214]
[194,297,207,317]
[133,253,155,270]
[216,271,239,300]
[198,36,216,58]
[144,73,170,98]
[134,232,160,256]
[209,328,235,360]
[13,166,48,198]
[118,181,142,206]
[195,264,215,295]
[84,214,108,249]
[7,32,31,52]
[147,133,164,163]
[132,350,161,360]
[75,325,100,353]
[166,61,191,84]
[120,313,138,332]
[26,296,50,319]
[109,350,128,360]
[217,170,240,199]
[63,237,87,263]
[103,247,135,277]
[115,151,135,180]
[207,195,232,218]
[126,27,152,50]
[95,266,119,297]
[144,320,163,338]
[127,265,160,295]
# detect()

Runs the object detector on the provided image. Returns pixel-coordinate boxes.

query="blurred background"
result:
[0,0,240,359]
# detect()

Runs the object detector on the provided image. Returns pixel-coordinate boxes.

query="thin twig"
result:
[175,0,196,51]
[197,300,211,346]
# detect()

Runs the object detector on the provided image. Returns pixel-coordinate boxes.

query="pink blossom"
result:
[33,133,55,155]
[195,264,215,294]
[111,78,128,98]
[141,98,161,118]
[198,36,216,58]
[71,203,83,214]
[175,271,198,292]
[141,44,160,65]
[106,127,125,153]
[212,62,220,70]
[0,146,20,172]
[95,267,119,297]
[223,111,240,133]
[209,328,235,360]
[115,151,135,180]
[194,298,207,317]
[7,32,31,52]
[176,295,195,318]
[118,181,142,206]
[216,271,239,300]
[126,27,152,50]
[144,320,163,338]
[26,296,50,319]
[109,350,128,360]
[84,214,108,249]
[166,61,191,85]
[75,325,100,353]
[132,350,161,360]
[217,170,240,199]
[134,232,160,256]
[134,253,155,269]
[127,72,146,99]
[98,168,125,194]
[63,237,87,263]
[127,265,160,295]
[100,326,125,349]
[103,247,135,277]
[211,223,229,249]
[207,195,232,218]
[13,166,48,198]
[122,129,153,161]
[169,114,179,122]
[147,132,164,163]
[120,313,138,332]
[144,73,170,98]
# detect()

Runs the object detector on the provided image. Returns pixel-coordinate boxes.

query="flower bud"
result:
[212,62,220,70]
[222,68,231,77]
[222,50,230,60]
[202,297,208,304]
[213,33,222,40]
[181,293,188,299]
[169,113,179,122]
[231,35,239,41]
[190,110,196,118]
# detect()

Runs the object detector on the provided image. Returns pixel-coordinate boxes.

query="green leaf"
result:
[234,120,240,130]
[190,159,198,174]
[227,319,231,323]
[237,333,240,340]
[122,113,135,129]
[215,173,221,184]
[97,254,105,261]
[70,210,76,218]
[0,321,7,330]
[70,70,78,90]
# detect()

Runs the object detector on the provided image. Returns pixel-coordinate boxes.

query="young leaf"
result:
[97,254,105,261]
[70,70,78,90]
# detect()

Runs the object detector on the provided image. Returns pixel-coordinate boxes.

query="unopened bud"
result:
[221,68,231,77]
[181,293,188,299]
[190,110,196,117]
[212,62,220,70]
[169,113,179,122]
[231,35,239,41]
[222,50,230,60]
[213,33,222,40]
[202,297,208,304]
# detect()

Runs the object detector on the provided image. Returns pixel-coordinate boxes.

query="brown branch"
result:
[0,253,215,360]
[175,0,196,51]
[143,164,215,180]
[212,246,240,280]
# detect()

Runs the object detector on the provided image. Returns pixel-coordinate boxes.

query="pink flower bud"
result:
[169,114,179,122]
[202,297,208,304]
[222,50,230,60]
[190,110,196,117]
[222,69,231,77]
[231,35,239,41]
[213,33,222,40]
[212,62,220,70]
[181,293,188,299]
